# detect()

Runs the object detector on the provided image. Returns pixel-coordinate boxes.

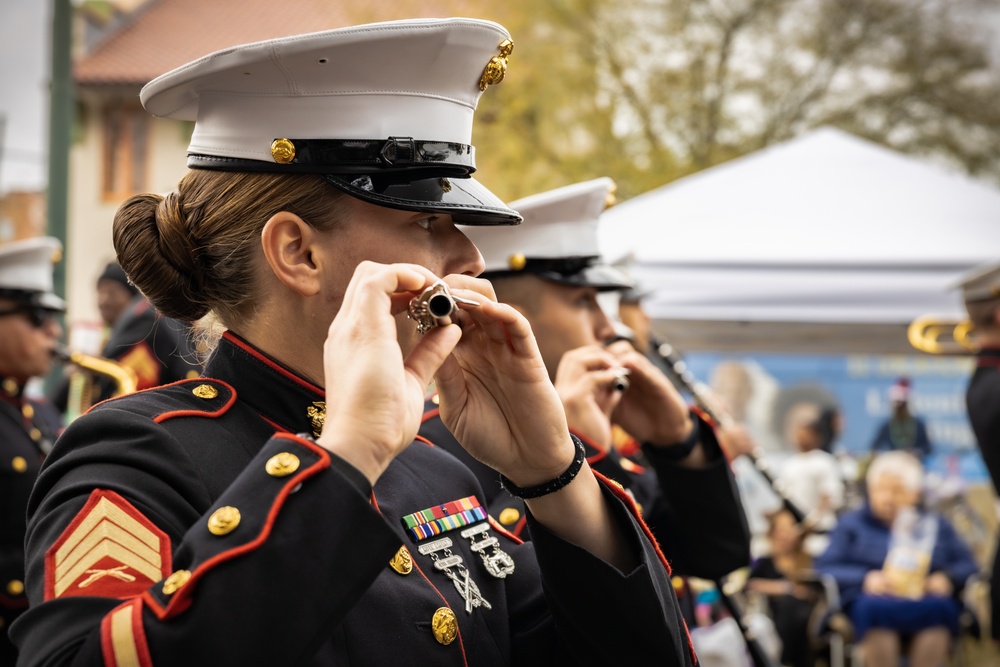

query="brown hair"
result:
[113,171,347,326]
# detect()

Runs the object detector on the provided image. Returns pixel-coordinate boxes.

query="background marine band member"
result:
[420,177,751,581]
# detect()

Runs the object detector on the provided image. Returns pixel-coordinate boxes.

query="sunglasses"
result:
[0,305,60,328]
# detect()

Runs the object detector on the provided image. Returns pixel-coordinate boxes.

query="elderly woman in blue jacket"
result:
[815,450,979,667]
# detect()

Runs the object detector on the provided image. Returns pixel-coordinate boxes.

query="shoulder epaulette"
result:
[89,378,236,423]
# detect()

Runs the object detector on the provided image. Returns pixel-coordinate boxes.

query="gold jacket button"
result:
[162,570,191,595]
[6,579,24,596]
[498,507,520,525]
[431,607,458,645]
[265,452,300,477]
[389,545,412,575]
[29,428,41,441]
[21,404,34,418]
[11,456,27,473]
[192,384,219,399]
[207,506,241,535]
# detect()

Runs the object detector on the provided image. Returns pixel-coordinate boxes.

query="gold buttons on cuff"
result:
[431,607,458,645]
[498,507,520,526]
[265,452,300,477]
[162,570,191,595]
[389,546,413,576]
[207,506,241,535]
[6,579,24,596]
[11,456,27,473]
[192,384,218,399]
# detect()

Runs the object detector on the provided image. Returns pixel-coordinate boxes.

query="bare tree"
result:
[472,0,1000,199]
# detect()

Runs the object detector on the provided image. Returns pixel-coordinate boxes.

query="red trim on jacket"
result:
[153,379,237,423]
[142,433,331,620]
[100,598,152,667]
[420,407,441,424]
[223,331,324,395]
[488,516,524,545]
[592,469,671,576]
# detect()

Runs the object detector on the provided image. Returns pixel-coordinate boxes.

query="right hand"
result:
[553,345,627,449]
[862,570,891,596]
[316,261,462,484]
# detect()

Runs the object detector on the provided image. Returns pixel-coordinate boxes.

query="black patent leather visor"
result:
[484,258,634,291]
[323,173,522,226]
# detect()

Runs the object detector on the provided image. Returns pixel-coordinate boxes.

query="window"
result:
[102,103,148,199]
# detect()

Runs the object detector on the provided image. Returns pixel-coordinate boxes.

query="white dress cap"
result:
[140,18,521,225]
[0,237,66,311]
[463,177,633,290]
[955,261,1000,303]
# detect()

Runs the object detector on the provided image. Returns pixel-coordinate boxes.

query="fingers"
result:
[338,261,441,333]
[405,324,463,389]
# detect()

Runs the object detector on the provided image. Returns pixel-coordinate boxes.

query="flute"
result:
[650,335,809,526]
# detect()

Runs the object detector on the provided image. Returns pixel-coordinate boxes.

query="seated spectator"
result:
[747,508,821,667]
[815,451,978,667]
[775,404,845,555]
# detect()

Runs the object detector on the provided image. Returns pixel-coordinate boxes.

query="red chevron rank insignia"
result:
[45,489,172,601]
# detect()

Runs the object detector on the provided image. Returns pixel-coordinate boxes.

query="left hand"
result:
[432,276,576,488]
[925,572,954,596]
[605,340,693,445]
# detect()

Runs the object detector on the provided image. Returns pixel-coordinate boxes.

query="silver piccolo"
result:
[408,281,480,335]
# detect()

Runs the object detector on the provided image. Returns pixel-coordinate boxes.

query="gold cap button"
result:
[162,570,191,595]
[498,507,520,525]
[11,456,27,473]
[389,546,413,575]
[431,607,458,645]
[507,253,526,271]
[271,138,296,164]
[207,506,241,535]
[192,384,218,399]
[22,404,34,418]
[6,579,24,596]
[265,452,300,478]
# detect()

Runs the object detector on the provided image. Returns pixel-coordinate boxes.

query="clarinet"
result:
[650,336,809,526]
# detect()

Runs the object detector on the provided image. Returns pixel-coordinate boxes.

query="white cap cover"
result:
[140,18,521,225]
[0,237,66,310]
[463,177,633,289]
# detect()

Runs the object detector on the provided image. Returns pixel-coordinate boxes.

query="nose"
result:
[592,304,616,343]
[449,226,486,277]
[44,317,63,340]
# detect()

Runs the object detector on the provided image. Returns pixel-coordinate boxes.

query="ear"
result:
[260,212,321,297]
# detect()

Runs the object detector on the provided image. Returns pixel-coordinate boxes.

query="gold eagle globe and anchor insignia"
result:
[479,39,513,91]
[271,138,296,164]
[307,401,326,438]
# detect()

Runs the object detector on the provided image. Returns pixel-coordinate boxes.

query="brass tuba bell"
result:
[906,315,978,355]
[54,346,139,420]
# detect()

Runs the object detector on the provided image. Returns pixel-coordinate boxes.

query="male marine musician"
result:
[0,237,65,663]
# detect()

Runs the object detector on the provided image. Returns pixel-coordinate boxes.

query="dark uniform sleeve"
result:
[11,408,400,666]
[525,481,697,666]
[641,411,751,579]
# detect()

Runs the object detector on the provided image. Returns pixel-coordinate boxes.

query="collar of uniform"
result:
[205,332,324,436]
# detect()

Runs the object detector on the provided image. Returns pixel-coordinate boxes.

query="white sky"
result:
[0,0,50,194]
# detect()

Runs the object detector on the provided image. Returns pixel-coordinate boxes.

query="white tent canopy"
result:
[597,128,1000,353]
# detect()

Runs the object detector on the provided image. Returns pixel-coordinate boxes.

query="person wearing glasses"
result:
[0,236,64,664]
